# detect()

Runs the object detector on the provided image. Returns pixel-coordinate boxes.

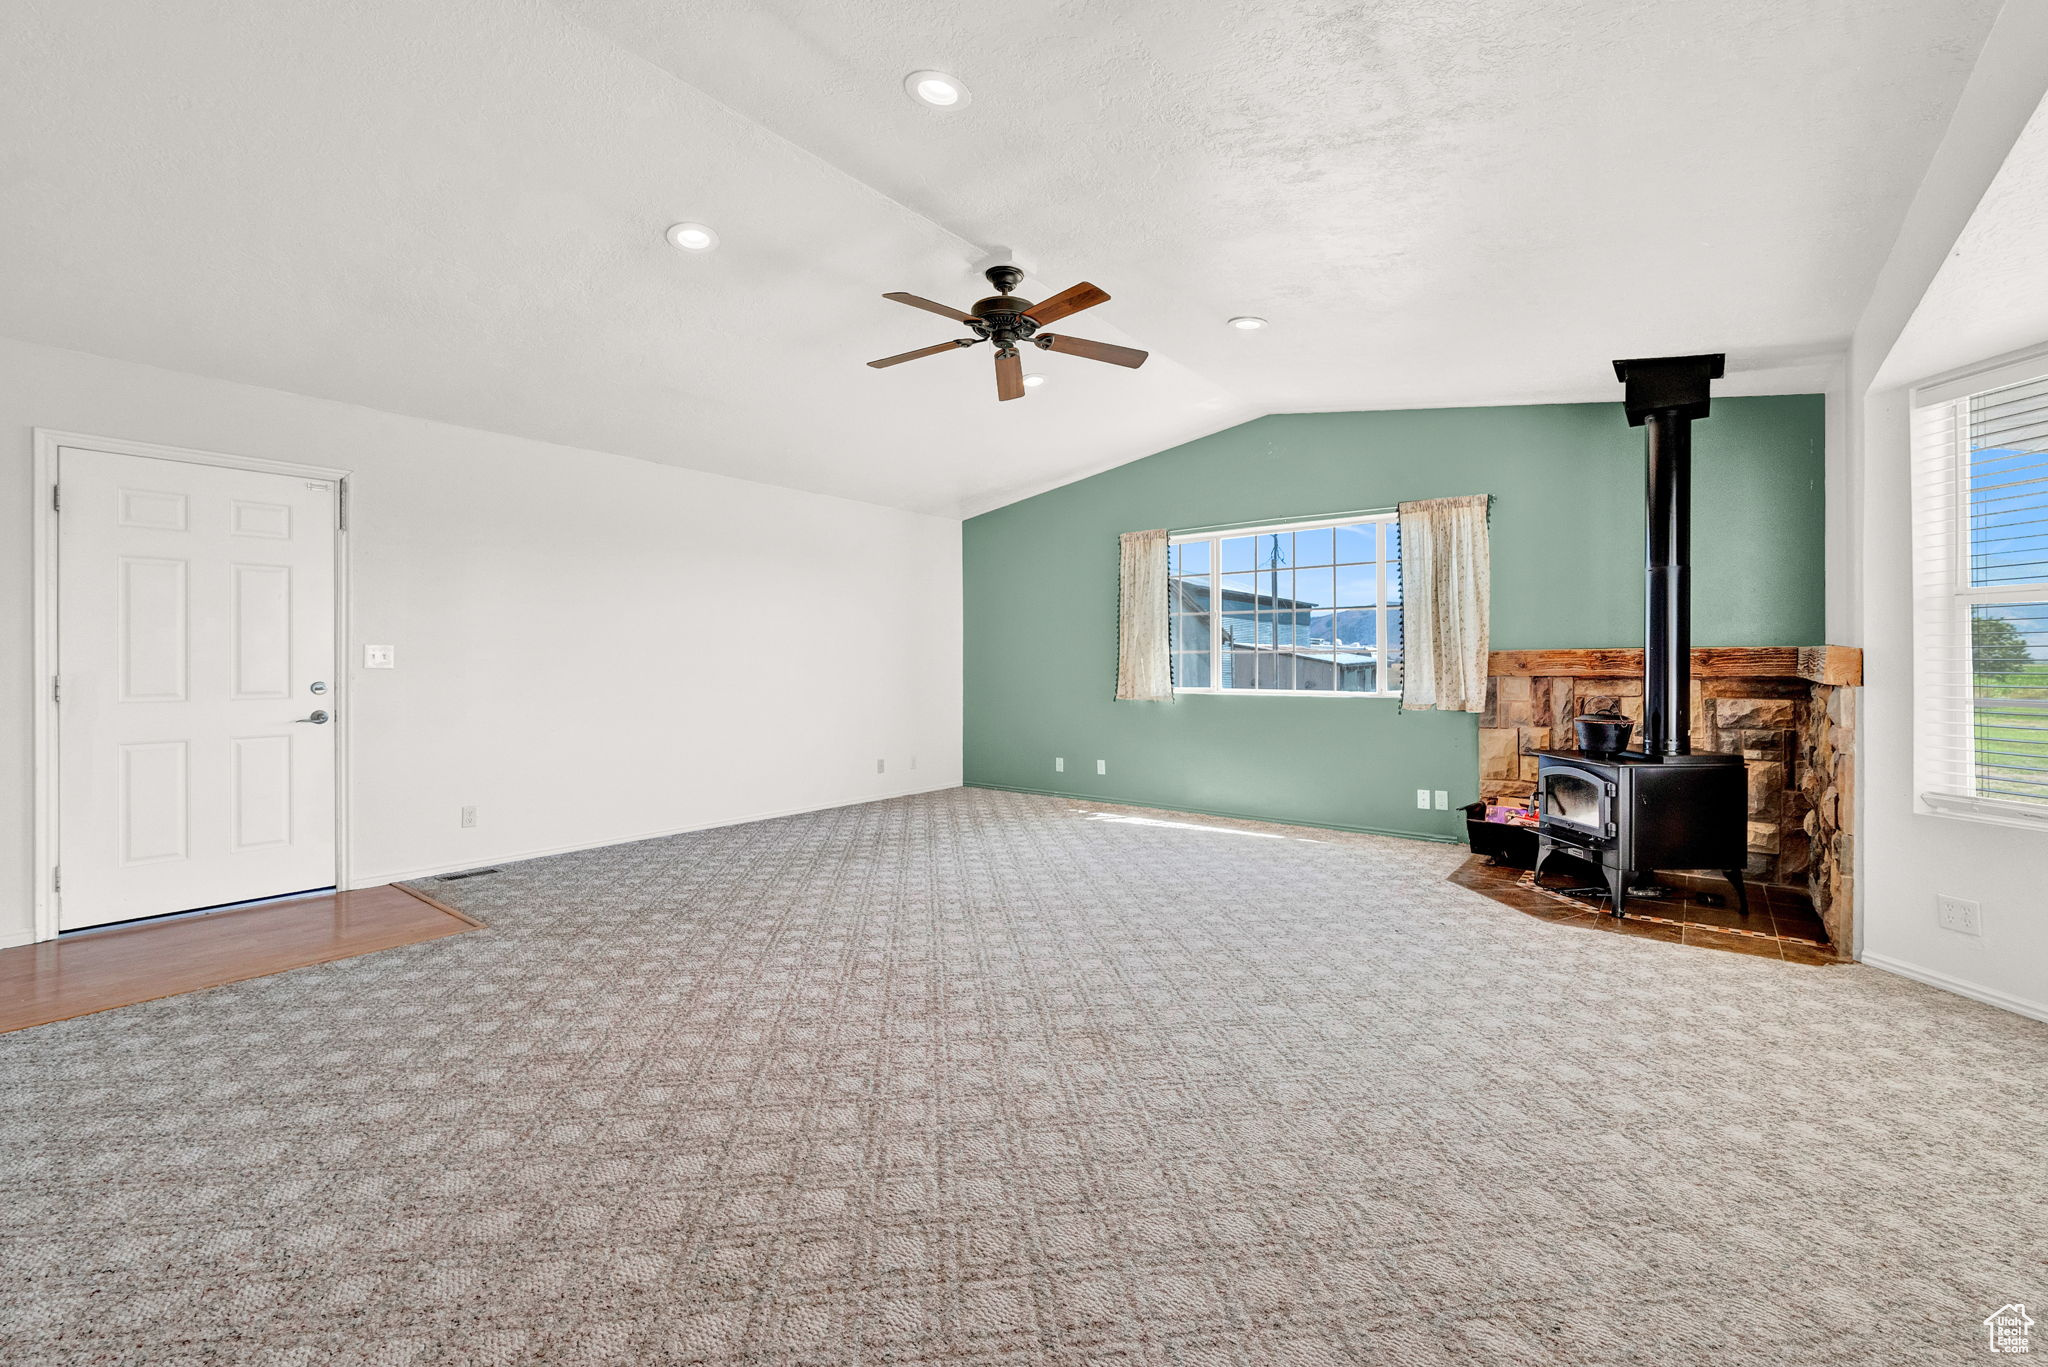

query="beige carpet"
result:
[1,787,2042,1365]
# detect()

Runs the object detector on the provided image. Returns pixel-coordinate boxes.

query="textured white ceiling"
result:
[0,1,2000,515]
[1878,91,2048,391]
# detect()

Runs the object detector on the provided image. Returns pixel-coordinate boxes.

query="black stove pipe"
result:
[1612,353,1725,758]
[1643,411,1691,755]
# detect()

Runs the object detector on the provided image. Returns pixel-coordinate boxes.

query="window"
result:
[1913,358,2048,825]
[1169,515,1402,696]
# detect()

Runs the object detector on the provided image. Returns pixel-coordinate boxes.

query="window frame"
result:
[1168,512,1400,699]
[1910,346,2048,831]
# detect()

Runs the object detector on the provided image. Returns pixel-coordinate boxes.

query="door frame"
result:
[31,429,355,943]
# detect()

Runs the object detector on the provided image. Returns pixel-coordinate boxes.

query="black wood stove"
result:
[1532,354,1749,918]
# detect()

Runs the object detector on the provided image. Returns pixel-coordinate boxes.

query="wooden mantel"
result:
[1487,646,1862,686]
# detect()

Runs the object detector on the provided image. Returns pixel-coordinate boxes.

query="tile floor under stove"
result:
[1449,852,1839,965]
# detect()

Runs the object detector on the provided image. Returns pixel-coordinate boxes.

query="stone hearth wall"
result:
[1478,666,1856,950]
[1800,684,1855,952]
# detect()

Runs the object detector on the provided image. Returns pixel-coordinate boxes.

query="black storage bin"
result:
[1463,801,1539,869]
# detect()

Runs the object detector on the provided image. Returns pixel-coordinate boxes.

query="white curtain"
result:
[1398,495,1491,712]
[1114,528,1172,701]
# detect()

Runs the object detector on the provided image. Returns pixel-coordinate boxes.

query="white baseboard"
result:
[967,781,1463,844]
[1860,952,2048,1024]
[351,780,963,889]
[0,928,37,950]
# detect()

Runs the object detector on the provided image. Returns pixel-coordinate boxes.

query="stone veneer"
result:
[1477,649,1858,951]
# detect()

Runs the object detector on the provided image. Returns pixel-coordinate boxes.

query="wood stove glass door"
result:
[1542,769,1610,837]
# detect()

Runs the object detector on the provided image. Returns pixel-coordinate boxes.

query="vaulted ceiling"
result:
[1880,93,2048,391]
[0,1,2001,514]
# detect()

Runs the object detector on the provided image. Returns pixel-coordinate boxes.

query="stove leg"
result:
[1607,865,1628,918]
[1532,838,1552,885]
[1725,868,1750,917]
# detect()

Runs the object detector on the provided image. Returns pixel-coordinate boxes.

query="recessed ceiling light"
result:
[666,222,718,252]
[1022,372,1046,389]
[904,70,969,108]
[1228,315,1268,331]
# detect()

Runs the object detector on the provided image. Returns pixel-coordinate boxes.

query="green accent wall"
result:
[962,396,1825,840]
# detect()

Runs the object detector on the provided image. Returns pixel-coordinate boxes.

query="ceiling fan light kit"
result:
[869,265,1149,401]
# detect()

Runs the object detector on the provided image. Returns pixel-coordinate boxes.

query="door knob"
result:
[295,710,330,724]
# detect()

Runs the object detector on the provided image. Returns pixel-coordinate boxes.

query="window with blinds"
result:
[1912,360,2048,825]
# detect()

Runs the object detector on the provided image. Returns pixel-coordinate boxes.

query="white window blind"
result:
[1912,362,2048,827]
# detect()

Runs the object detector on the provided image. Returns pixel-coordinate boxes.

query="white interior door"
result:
[56,446,338,930]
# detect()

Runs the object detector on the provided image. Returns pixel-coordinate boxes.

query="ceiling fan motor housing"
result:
[971,268,1037,346]
[970,308,1036,345]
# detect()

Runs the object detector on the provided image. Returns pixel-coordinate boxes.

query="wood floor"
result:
[0,885,481,1035]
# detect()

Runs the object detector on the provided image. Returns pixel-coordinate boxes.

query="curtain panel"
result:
[1114,529,1172,701]
[1398,495,1491,712]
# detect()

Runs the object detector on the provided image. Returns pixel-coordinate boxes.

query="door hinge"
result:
[52,676,60,704]
[52,866,60,892]
[51,484,60,513]
[337,481,348,532]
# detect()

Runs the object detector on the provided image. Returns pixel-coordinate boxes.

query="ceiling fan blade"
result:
[1021,282,1109,326]
[867,338,977,369]
[995,348,1025,401]
[883,291,976,323]
[1039,333,1149,369]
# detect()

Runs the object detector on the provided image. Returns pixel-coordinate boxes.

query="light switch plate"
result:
[1433,790,1449,810]
[364,644,395,669]
[1416,789,1431,809]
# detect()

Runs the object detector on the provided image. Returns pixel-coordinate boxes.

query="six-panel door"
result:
[57,447,338,930]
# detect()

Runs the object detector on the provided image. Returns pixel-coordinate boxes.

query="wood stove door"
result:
[1539,766,1615,843]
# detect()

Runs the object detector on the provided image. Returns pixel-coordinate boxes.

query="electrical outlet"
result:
[1416,789,1431,809]
[910,755,917,770]
[1096,759,1107,775]
[1936,894,1981,936]
[876,758,886,774]
[1433,790,1449,810]
[363,643,395,669]
[460,806,477,829]
[1055,757,1064,773]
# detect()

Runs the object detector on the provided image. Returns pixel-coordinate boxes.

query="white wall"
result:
[0,337,963,946]
[1843,3,2048,1021]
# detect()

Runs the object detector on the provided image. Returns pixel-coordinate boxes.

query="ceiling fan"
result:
[868,265,1149,401]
